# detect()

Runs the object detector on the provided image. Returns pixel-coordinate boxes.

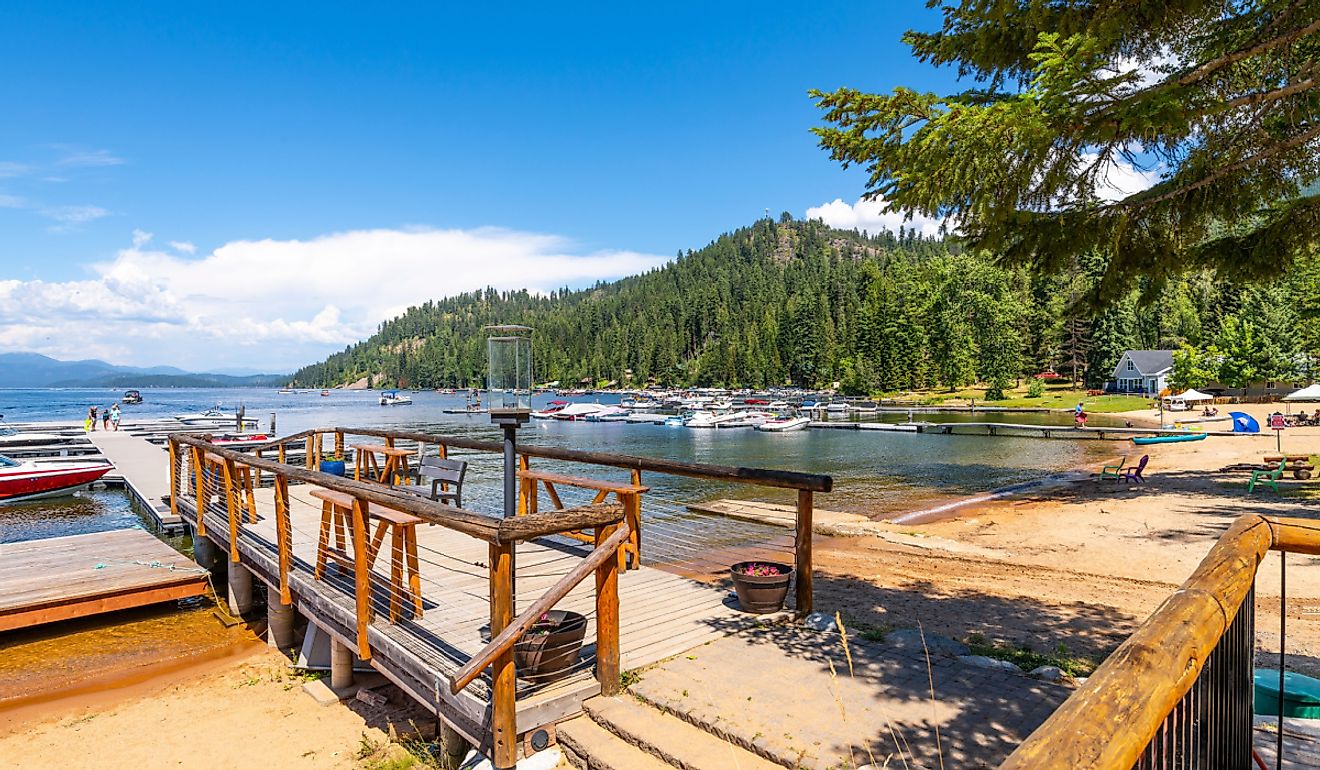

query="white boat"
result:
[379,391,413,406]
[532,401,570,419]
[277,388,296,395]
[0,425,69,446]
[766,400,790,411]
[586,407,631,422]
[756,415,811,432]
[825,402,851,413]
[684,410,719,428]
[663,415,686,427]
[175,408,258,428]
[554,403,611,421]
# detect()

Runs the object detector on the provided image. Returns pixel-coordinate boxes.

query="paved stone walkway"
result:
[629,624,1071,770]
[1254,716,1320,769]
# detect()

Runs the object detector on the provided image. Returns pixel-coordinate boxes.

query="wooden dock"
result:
[812,420,1256,440]
[0,528,207,632]
[85,430,183,532]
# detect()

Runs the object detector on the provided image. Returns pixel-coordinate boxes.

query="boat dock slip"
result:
[85,430,183,532]
[0,528,207,632]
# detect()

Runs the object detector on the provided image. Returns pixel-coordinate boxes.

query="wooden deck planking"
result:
[85,430,181,531]
[181,481,767,737]
[0,528,206,631]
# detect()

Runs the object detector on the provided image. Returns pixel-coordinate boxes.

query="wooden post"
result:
[488,541,517,770]
[437,442,448,460]
[351,496,372,660]
[274,474,292,604]
[253,448,263,489]
[190,446,207,537]
[222,458,241,562]
[517,455,530,516]
[795,489,813,616]
[168,440,179,520]
[630,469,643,568]
[278,443,286,466]
[595,523,621,695]
[305,436,315,470]
[335,430,344,458]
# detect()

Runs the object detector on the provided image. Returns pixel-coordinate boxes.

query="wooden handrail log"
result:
[494,503,624,544]
[449,521,633,695]
[326,425,833,492]
[1001,514,1320,770]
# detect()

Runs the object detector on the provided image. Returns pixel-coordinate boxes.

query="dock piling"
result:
[267,592,296,650]
[226,562,255,616]
[330,636,355,691]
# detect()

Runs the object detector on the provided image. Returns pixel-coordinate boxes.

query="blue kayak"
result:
[1132,433,1208,445]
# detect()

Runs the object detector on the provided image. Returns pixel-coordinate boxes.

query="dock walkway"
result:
[0,528,207,632]
[85,430,183,532]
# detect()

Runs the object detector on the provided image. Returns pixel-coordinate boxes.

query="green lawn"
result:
[879,384,1151,413]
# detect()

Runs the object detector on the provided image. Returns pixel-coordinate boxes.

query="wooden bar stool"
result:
[311,488,356,579]
[365,505,424,622]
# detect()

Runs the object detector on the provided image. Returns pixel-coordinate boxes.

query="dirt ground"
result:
[813,401,1320,673]
[0,647,437,770]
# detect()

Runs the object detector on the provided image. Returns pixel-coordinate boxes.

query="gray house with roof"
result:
[1110,350,1174,394]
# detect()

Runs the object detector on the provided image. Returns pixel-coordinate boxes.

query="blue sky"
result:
[0,2,957,370]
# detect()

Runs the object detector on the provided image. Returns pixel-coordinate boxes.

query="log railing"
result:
[220,425,831,614]
[167,431,630,769]
[1001,515,1320,769]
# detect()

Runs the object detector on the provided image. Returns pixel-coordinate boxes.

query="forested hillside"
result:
[290,217,1320,395]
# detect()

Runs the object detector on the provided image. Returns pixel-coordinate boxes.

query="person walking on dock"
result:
[101,407,111,431]
[110,403,121,431]
[87,406,98,431]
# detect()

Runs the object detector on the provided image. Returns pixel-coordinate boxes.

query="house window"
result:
[1126,360,1135,372]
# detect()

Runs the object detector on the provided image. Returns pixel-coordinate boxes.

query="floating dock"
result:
[85,430,183,532]
[811,420,1254,440]
[0,528,207,632]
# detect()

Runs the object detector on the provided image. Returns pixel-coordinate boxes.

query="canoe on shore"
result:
[1132,433,1208,445]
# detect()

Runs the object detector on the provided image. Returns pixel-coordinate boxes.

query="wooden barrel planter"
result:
[515,610,587,684]
[730,561,794,613]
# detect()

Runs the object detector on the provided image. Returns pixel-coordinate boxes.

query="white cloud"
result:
[1079,151,1163,202]
[56,148,125,167]
[131,228,153,247]
[0,226,669,371]
[169,240,196,254]
[0,162,32,178]
[40,204,111,231]
[0,194,25,209]
[805,197,947,236]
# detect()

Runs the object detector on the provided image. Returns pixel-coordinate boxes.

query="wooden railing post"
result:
[517,455,531,516]
[253,448,263,489]
[595,522,621,696]
[305,435,316,470]
[489,541,517,769]
[222,457,241,562]
[168,439,179,520]
[190,445,207,537]
[334,430,344,459]
[795,489,813,616]
[278,442,287,466]
[351,496,372,660]
[274,474,292,604]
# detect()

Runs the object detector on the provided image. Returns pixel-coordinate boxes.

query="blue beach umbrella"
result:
[1230,412,1260,433]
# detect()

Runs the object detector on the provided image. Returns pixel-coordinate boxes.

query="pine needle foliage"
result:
[811,0,1320,298]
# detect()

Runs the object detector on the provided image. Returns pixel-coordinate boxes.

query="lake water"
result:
[0,387,1121,524]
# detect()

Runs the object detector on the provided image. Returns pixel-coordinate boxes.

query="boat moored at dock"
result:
[0,454,113,503]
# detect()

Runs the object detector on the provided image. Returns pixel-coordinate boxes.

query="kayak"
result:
[1132,433,1208,445]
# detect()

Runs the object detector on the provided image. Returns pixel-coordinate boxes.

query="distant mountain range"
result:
[0,352,288,388]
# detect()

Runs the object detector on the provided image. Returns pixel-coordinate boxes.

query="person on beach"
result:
[1075,409,1088,427]
[88,406,98,431]
[110,403,121,431]
[102,407,111,431]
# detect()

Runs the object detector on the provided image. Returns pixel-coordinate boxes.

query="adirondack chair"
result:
[1123,455,1149,483]
[1099,456,1126,480]
[396,456,467,506]
[1249,459,1287,494]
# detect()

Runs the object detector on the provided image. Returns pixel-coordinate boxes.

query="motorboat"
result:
[319,390,331,397]
[585,407,631,422]
[209,433,272,446]
[175,408,258,428]
[0,455,112,503]
[756,415,811,432]
[532,401,569,419]
[825,402,852,414]
[663,415,687,428]
[553,403,610,421]
[684,411,720,428]
[379,391,413,406]
[122,389,143,404]
[277,388,296,395]
[766,400,790,411]
[0,425,69,447]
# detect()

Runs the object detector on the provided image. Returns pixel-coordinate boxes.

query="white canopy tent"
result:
[1164,388,1215,403]
[1283,384,1320,402]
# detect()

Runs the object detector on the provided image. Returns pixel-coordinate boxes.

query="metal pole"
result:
[1278,550,1286,770]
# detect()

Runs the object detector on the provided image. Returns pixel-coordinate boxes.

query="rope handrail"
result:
[1001,514,1320,769]
[449,521,633,695]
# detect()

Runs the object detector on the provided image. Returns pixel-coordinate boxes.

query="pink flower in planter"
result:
[738,563,783,577]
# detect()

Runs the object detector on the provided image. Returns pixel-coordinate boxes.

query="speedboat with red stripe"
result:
[0,454,113,503]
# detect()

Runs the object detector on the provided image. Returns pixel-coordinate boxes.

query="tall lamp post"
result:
[486,325,533,607]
